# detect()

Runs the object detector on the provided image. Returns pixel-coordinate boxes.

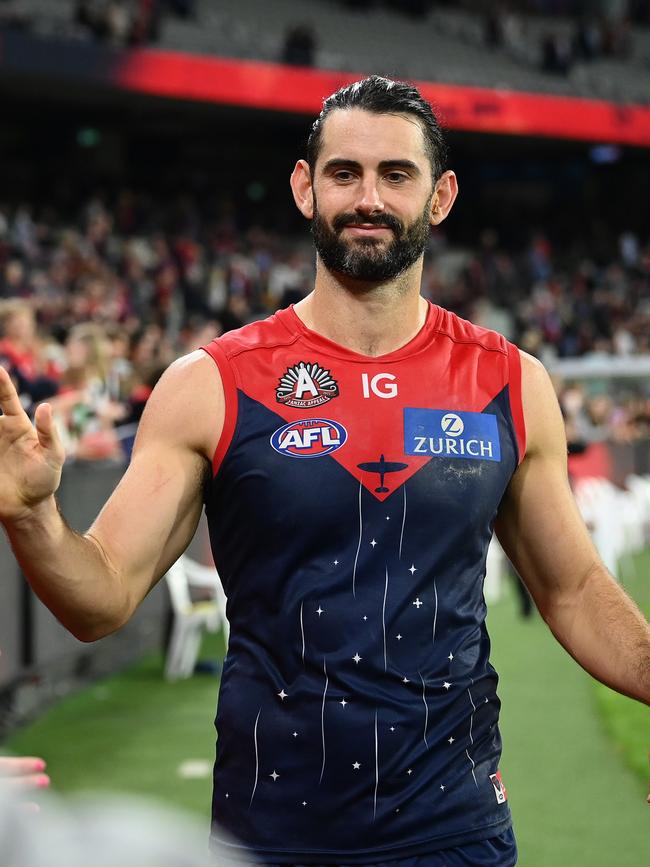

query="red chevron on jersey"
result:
[202,302,525,502]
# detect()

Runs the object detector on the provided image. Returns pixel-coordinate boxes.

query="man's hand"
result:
[0,366,65,524]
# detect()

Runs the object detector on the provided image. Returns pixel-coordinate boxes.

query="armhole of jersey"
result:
[507,342,526,464]
[200,341,238,477]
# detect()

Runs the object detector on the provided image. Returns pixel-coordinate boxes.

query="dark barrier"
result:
[0,542,22,689]
[0,460,168,732]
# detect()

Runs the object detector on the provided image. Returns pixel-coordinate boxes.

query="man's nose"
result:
[354,176,385,216]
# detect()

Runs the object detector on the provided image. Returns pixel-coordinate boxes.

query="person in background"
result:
[0,301,59,410]
[48,324,127,460]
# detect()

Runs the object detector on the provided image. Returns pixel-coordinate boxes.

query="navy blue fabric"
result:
[213,827,517,866]
[205,381,518,863]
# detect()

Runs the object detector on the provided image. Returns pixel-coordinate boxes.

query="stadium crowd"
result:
[0,192,649,459]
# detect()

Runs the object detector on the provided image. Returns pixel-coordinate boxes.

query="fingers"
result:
[0,756,47,777]
[6,773,50,790]
[34,403,64,460]
[0,366,27,418]
[0,757,50,791]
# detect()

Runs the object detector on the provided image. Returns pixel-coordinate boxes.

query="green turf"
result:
[4,642,223,818]
[591,548,650,784]
[3,559,649,866]
[487,563,649,867]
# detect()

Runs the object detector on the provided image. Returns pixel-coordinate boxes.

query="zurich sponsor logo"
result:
[270,418,347,458]
[404,408,501,462]
[440,413,464,437]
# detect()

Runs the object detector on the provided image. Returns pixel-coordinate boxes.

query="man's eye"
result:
[334,171,354,181]
[386,172,408,183]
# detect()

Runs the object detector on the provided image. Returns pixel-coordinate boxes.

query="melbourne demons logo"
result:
[276,361,339,408]
[270,419,347,458]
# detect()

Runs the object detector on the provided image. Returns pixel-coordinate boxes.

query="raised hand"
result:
[0,366,65,523]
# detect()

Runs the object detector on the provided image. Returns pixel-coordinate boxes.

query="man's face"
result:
[310,109,434,282]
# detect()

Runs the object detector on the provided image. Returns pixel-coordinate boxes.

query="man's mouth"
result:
[342,223,392,234]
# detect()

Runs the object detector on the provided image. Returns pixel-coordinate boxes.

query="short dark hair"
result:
[307,75,448,181]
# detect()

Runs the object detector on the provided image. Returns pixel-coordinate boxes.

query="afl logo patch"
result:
[270,419,347,458]
[276,361,339,408]
[441,413,464,437]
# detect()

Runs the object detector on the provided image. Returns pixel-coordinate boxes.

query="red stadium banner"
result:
[114,51,650,147]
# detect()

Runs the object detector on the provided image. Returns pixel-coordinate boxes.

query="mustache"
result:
[332,213,404,235]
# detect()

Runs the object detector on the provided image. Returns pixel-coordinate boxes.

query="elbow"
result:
[536,563,606,640]
[71,624,115,643]
[64,605,132,644]
[68,621,118,644]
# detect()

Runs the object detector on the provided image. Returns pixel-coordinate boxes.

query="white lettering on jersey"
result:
[361,372,398,399]
[295,367,320,399]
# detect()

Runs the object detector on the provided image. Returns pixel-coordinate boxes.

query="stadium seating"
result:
[4,0,650,102]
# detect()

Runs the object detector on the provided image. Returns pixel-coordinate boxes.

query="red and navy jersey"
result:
[201,302,525,864]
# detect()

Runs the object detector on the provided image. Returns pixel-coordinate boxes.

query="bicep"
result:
[85,352,221,617]
[495,354,601,615]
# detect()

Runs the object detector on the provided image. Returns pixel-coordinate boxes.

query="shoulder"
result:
[519,349,551,388]
[206,309,297,361]
[432,306,509,354]
[135,350,223,463]
[518,349,566,459]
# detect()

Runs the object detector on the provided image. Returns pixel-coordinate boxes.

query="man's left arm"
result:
[495,351,650,706]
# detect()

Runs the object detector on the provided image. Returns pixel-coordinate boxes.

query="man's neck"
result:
[294,261,428,357]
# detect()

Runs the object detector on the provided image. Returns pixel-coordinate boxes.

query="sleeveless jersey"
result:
[201,302,525,864]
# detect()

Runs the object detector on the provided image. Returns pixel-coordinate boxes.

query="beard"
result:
[311,196,432,283]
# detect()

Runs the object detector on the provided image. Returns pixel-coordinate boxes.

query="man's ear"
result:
[430,170,459,226]
[290,159,314,219]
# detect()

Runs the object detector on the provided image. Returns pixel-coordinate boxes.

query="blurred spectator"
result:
[74,0,163,46]
[572,16,604,60]
[48,324,127,461]
[281,24,317,67]
[484,8,505,48]
[541,30,574,73]
[0,300,59,408]
[0,191,648,456]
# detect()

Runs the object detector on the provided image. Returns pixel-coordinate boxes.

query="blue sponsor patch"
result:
[270,418,347,458]
[404,408,501,462]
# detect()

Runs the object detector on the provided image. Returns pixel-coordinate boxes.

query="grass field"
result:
[488,577,648,867]
[4,552,649,866]
[591,548,650,785]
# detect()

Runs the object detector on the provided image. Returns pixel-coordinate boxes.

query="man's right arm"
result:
[1,351,222,642]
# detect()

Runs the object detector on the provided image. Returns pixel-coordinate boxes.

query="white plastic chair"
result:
[572,477,647,580]
[164,555,228,681]
[484,536,505,603]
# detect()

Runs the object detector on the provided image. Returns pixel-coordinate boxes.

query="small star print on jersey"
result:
[201,302,525,864]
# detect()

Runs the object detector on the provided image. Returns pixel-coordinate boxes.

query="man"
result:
[0,76,648,865]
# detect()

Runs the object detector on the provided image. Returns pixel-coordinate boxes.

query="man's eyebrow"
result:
[378,159,421,174]
[321,158,421,175]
